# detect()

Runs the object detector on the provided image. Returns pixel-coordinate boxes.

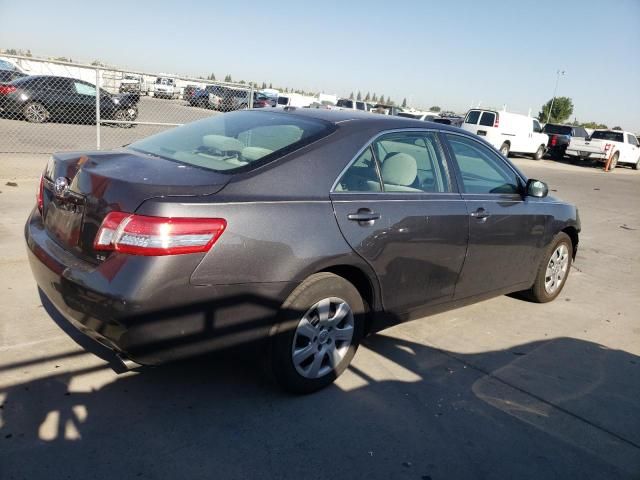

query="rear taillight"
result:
[36,175,44,214]
[0,85,17,95]
[94,212,226,256]
[550,135,557,146]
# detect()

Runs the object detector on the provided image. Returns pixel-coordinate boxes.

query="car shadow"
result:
[1,329,639,479]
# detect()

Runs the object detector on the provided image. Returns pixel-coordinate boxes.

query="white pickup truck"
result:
[566,129,640,170]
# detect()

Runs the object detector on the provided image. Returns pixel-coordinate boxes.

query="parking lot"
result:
[0,96,218,153]
[0,152,639,479]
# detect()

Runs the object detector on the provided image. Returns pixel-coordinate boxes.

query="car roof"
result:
[261,108,461,132]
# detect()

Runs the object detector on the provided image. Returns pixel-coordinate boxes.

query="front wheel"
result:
[271,273,365,394]
[532,145,545,160]
[524,232,572,303]
[633,158,640,170]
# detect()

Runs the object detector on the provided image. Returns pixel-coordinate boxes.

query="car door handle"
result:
[347,209,380,223]
[470,208,490,220]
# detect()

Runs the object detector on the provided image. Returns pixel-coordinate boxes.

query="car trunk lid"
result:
[41,149,230,262]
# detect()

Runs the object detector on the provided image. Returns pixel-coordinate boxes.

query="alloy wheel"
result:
[291,297,355,379]
[24,103,48,123]
[544,244,570,294]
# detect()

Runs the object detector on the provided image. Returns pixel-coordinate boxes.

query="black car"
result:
[542,124,589,159]
[0,75,140,124]
[0,69,27,84]
[25,109,580,393]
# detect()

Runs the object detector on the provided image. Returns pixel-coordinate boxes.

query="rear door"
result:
[625,134,639,163]
[443,132,547,298]
[70,80,98,120]
[331,130,469,315]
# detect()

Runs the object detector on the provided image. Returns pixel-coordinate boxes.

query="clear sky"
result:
[1,0,639,130]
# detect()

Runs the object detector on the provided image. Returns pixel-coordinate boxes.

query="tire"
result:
[271,272,365,394]
[633,158,640,170]
[609,152,619,170]
[23,101,50,123]
[524,232,572,303]
[532,145,545,160]
[112,107,137,128]
[499,142,510,157]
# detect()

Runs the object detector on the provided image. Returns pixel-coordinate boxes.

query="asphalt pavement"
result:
[0,154,639,479]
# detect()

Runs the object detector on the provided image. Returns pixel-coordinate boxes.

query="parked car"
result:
[542,124,589,160]
[0,75,139,124]
[397,111,440,121]
[153,77,179,99]
[189,85,216,108]
[25,109,580,393]
[274,94,315,109]
[182,84,199,101]
[0,69,27,84]
[335,98,368,111]
[565,129,640,169]
[462,109,548,159]
[119,74,145,94]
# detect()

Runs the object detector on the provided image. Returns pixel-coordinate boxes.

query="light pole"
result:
[547,69,565,124]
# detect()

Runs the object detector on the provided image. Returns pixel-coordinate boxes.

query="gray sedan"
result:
[25,109,580,393]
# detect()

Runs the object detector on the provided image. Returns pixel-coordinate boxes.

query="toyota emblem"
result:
[54,177,70,197]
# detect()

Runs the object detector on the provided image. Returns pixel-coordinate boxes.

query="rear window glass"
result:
[337,99,354,108]
[129,111,335,173]
[590,131,624,143]
[543,124,572,135]
[277,96,289,105]
[465,110,481,125]
[478,112,496,127]
[397,112,422,120]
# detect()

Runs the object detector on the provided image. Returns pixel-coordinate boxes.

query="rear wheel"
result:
[271,273,365,394]
[524,232,572,303]
[532,145,545,160]
[608,152,619,170]
[499,142,510,157]
[23,102,50,123]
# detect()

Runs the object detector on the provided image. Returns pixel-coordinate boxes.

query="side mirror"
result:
[526,179,548,198]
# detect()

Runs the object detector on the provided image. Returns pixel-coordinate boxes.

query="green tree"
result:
[349,91,354,100]
[25,49,32,57]
[429,106,441,112]
[364,92,370,101]
[379,95,385,104]
[581,121,608,129]
[261,82,267,89]
[401,98,407,108]
[6,48,17,55]
[269,83,273,89]
[612,126,623,130]
[539,96,574,124]
[209,73,216,80]
[372,93,378,102]
[356,91,362,101]
[224,74,233,82]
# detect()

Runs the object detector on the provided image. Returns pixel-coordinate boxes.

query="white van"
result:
[462,109,548,159]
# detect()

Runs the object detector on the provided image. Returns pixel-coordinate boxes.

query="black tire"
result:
[609,152,619,170]
[633,158,640,170]
[532,145,545,160]
[523,232,572,303]
[113,107,137,128]
[271,272,365,394]
[23,101,50,123]
[499,142,510,157]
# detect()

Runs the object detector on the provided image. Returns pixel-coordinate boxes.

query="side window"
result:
[626,134,638,146]
[446,134,520,195]
[74,81,96,96]
[533,120,542,133]
[46,77,71,92]
[373,132,451,193]
[334,147,381,192]
[478,112,495,127]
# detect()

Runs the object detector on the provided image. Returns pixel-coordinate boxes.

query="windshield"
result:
[129,111,335,172]
[543,124,572,135]
[591,131,624,142]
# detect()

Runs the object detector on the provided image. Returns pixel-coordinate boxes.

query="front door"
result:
[331,130,469,315]
[443,133,547,298]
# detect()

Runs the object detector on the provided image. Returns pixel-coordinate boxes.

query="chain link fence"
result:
[0,54,258,154]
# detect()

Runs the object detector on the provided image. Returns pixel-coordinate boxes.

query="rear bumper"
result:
[25,208,296,365]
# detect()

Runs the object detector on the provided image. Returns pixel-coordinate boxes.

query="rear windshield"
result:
[397,112,422,120]
[129,111,335,172]
[277,96,289,105]
[465,110,481,125]
[543,124,572,135]
[590,131,624,142]
[478,112,496,127]
[336,99,353,108]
